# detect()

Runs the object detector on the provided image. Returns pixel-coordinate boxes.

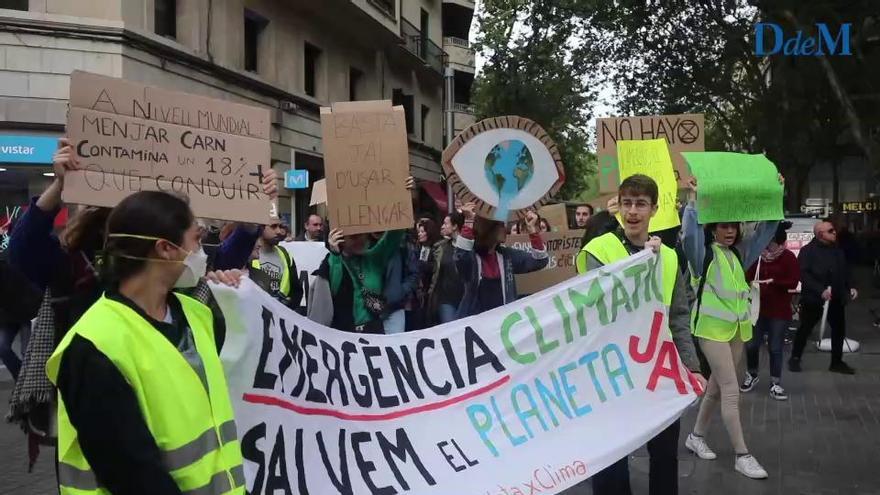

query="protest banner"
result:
[682,152,784,224]
[320,101,413,236]
[279,241,329,311]
[507,230,583,294]
[538,203,569,232]
[443,116,565,222]
[212,251,701,495]
[616,139,681,232]
[596,114,704,193]
[63,71,275,224]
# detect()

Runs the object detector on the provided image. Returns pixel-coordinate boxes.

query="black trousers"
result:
[792,301,846,365]
[592,419,680,495]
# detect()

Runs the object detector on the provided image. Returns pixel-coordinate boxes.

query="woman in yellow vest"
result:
[680,176,782,480]
[46,191,246,494]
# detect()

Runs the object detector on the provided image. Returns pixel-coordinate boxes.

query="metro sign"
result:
[284,169,309,189]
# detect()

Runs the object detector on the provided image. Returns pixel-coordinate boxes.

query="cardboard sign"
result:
[507,230,583,294]
[63,71,275,224]
[596,113,704,193]
[443,116,565,221]
[212,250,699,495]
[682,152,784,224]
[616,139,681,232]
[309,178,327,206]
[320,100,413,236]
[538,203,569,232]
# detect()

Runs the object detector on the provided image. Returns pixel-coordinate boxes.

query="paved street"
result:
[2,289,879,494]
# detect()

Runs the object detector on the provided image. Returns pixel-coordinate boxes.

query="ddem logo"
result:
[754,23,852,56]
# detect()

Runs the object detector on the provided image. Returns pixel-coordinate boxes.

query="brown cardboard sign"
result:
[507,230,584,295]
[63,71,275,223]
[442,116,565,222]
[596,113,704,193]
[320,100,414,236]
[538,203,569,232]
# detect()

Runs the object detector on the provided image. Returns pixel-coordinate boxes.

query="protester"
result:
[789,220,858,374]
[680,175,782,480]
[454,203,548,318]
[0,258,41,381]
[408,218,441,330]
[296,214,325,242]
[45,190,246,494]
[576,174,705,495]
[307,177,415,333]
[380,231,419,334]
[539,217,552,233]
[579,197,619,248]
[742,221,799,400]
[427,211,466,324]
[249,222,304,310]
[574,203,594,228]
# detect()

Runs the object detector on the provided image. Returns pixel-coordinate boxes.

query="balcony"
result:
[442,0,476,9]
[452,103,476,136]
[400,18,445,75]
[443,36,475,72]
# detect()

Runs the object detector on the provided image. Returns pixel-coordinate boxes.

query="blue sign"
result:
[755,23,851,56]
[0,135,58,164]
[284,169,310,189]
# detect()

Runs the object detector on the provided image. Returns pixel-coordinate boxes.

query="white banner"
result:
[212,251,701,495]
[280,241,329,310]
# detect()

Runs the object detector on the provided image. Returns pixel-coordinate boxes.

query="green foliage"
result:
[472,0,598,201]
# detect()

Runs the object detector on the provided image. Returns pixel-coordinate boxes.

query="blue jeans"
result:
[438,304,459,324]
[747,317,786,382]
[0,323,28,381]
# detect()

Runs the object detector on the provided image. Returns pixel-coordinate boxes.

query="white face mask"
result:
[174,247,208,288]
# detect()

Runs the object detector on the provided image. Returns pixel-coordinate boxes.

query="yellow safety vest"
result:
[251,245,291,296]
[577,232,678,307]
[46,294,245,495]
[691,243,752,342]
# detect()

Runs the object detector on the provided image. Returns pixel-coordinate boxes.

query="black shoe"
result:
[829,362,855,375]
[788,357,802,372]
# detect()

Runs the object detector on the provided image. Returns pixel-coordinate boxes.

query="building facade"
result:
[0,0,476,232]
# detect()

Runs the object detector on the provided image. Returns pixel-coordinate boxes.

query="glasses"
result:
[619,199,653,211]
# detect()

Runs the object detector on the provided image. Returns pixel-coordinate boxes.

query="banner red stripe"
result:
[242,374,511,421]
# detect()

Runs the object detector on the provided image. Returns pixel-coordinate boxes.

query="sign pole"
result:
[444,67,455,214]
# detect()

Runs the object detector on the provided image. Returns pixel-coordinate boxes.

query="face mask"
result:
[107,234,207,288]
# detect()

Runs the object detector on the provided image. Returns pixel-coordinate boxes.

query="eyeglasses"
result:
[619,199,653,211]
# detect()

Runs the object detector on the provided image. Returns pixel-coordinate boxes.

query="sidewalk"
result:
[2,284,879,494]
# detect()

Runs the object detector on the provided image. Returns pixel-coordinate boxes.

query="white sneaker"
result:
[735,454,768,479]
[740,372,759,392]
[769,384,788,401]
[685,433,717,460]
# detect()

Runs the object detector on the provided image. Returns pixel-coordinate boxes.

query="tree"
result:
[472,0,599,200]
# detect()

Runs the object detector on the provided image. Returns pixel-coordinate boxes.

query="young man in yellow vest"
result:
[576,174,705,495]
[250,222,304,311]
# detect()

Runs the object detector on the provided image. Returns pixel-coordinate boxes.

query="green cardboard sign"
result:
[682,152,783,224]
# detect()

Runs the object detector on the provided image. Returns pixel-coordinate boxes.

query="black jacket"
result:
[0,258,41,325]
[798,239,851,306]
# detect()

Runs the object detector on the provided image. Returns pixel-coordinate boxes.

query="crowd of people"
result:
[0,139,864,495]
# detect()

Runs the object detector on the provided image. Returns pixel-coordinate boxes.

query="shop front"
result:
[1,134,60,253]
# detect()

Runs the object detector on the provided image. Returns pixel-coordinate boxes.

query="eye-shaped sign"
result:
[442,116,565,221]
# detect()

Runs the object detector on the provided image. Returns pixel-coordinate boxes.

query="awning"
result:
[422,181,450,212]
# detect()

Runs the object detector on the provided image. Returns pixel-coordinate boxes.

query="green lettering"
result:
[568,278,609,333]
[501,312,536,365]
[609,273,633,322]
[552,295,574,344]
[526,306,558,355]
[623,263,647,310]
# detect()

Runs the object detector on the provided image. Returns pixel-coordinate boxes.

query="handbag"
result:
[749,257,761,325]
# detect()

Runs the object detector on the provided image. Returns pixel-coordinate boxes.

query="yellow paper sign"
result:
[616,139,680,232]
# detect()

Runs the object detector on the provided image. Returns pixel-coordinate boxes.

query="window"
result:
[420,9,430,58]
[0,0,28,11]
[244,10,267,73]
[304,42,322,98]
[154,0,176,38]
[392,89,415,135]
[367,0,396,19]
[421,105,430,142]
[349,67,363,102]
